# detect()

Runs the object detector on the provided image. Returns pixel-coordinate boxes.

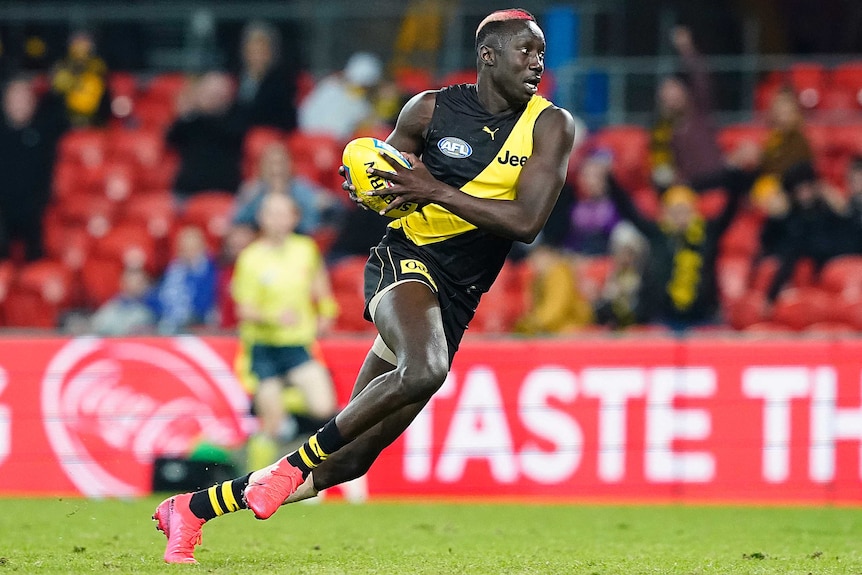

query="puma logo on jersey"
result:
[482,126,499,140]
[497,149,529,166]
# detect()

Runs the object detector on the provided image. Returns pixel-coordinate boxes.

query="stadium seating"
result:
[242,126,287,180]
[4,259,73,328]
[589,125,650,190]
[771,286,832,330]
[819,255,862,297]
[328,255,374,333]
[180,191,236,251]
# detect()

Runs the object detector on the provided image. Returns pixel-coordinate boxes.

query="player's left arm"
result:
[372,106,576,243]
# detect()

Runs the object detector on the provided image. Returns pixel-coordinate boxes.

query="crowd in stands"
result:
[1,23,862,338]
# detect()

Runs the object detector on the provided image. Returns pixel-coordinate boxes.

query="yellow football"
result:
[342,137,418,218]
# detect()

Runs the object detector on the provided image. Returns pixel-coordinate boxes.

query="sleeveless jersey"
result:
[389,84,552,292]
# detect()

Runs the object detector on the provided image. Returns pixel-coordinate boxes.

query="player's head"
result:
[475,8,544,104]
[258,192,299,238]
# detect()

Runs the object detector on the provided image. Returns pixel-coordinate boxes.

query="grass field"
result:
[0,497,860,574]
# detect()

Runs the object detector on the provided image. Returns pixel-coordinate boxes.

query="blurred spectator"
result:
[235,21,297,131]
[608,168,752,331]
[231,194,338,470]
[298,52,383,141]
[648,27,723,189]
[233,141,341,236]
[762,161,857,302]
[50,30,110,127]
[759,87,812,176]
[154,226,219,334]
[90,265,157,336]
[544,150,620,256]
[0,75,67,261]
[594,222,652,329]
[166,71,246,203]
[514,245,593,335]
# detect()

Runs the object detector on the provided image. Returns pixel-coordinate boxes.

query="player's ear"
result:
[479,44,495,66]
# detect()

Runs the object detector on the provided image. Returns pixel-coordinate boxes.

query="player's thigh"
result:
[372,280,448,369]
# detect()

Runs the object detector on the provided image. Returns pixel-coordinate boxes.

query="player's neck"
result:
[476,77,522,115]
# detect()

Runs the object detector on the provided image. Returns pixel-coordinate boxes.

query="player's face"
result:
[497,22,545,104]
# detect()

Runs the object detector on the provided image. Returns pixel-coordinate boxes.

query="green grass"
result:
[0,497,860,574]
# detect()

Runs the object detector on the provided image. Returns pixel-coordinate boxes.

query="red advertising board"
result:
[1,335,861,503]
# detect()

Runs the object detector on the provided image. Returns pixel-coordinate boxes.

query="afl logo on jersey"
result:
[437,137,472,159]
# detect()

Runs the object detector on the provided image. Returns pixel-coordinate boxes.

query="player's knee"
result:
[396,352,448,403]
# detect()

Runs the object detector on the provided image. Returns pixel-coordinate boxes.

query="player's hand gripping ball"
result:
[341,137,418,218]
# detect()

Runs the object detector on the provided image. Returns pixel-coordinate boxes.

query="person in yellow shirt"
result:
[231,193,339,471]
[50,30,110,127]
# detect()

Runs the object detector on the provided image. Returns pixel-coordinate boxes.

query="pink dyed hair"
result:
[475,8,536,39]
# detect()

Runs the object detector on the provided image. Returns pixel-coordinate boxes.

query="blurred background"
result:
[1,0,862,502]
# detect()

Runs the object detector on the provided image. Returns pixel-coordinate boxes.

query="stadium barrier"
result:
[1,335,861,503]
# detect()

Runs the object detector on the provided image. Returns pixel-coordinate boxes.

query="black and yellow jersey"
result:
[389,83,552,292]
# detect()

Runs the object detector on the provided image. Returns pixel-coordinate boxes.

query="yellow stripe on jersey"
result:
[392,95,552,246]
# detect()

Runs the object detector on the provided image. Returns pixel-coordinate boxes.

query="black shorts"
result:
[363,228,480,365]
[250,344,312,380]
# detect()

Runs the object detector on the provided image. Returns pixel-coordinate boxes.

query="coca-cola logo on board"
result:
[41,337,249,497]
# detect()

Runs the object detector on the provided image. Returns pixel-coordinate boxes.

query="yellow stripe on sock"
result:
[208,486,224,516]
[221,481,239,513]
[309,435,328,462]
[298,445,315,469]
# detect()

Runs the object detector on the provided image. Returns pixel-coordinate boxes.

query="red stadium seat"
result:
[771,286,832,330]
[697,188,727,220]
[131,96,176,130]
[830,61,862,108]
[471,261,528,334]
[58,128,106,167]
[719,213,763,259]
[726,290,768,330]
[109,128,165,169]
[590,125,650,190]
[181,191,236,250]
[805,321,858,335]
[94,223,157,271]
[145,73,189,103]
[394,67,436,96]
[108,72,138,99]
[438,68,476,87]
[328,255,374,333]
[820,255,862,298]
[80,258,124,308]
[42,218,92,272]
[630,186,660,221]
[56,194,118,231]
[285,131,343,189]
[576,256,613,300]
[717,124,769,154]
[122,193,176,240]
[827,296,862,330]
[242,127,287,179]
[716,255,752,305]
[788,63,826,109]
[743,321,792,334]
[4,259,73,328]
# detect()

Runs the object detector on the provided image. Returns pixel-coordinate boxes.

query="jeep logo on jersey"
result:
[437,137,472,159]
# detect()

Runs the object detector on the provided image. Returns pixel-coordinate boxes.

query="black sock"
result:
[286,419,349,478]
[188,473,251,521]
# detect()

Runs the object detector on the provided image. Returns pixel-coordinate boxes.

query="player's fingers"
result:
[401,152,419,166]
